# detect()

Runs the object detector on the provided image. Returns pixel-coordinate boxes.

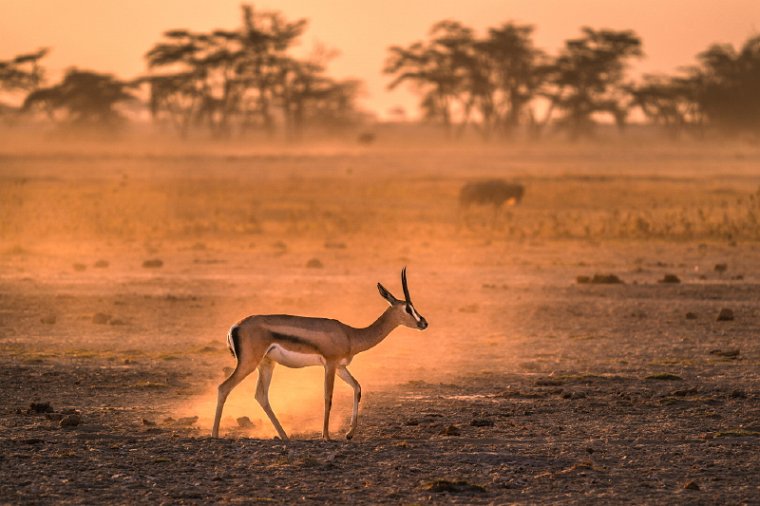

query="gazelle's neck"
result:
[351,307,398,355]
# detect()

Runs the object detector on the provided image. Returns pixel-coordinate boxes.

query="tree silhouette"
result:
[23,69,136,130]
[385,21,475,137]
[477,23,546,138]
[0,49,48,120]
[632,75,704,138]
[693,35,760,134]
[143,4,358,139]
[545,28,642,139]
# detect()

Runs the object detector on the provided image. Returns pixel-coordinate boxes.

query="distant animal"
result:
[459,179,525,210]
[212,268,427,441]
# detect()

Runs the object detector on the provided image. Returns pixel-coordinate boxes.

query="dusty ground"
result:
[1,140,759,504]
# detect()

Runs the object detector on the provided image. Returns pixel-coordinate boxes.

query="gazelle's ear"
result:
[377,283,400,305]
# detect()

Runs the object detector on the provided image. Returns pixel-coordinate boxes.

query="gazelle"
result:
[211,268,428,441]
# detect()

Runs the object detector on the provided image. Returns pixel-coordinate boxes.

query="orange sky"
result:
[2,0,759,118]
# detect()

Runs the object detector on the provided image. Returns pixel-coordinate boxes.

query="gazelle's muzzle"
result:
[417,317,428,330]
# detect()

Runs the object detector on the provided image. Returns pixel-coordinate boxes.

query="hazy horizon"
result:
[2,0,760,119]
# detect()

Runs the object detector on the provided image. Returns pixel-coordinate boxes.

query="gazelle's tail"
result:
[226,326,240,359]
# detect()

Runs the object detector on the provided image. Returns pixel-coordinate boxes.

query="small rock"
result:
[236,416,254,428]
[404,419,420,426]
[306,258,323,268]
[658,274,681,283]
[562,391,588,400]
[72,263,87,272]
[60,414,81,428]
[685,312,698,320]
[175,416,199,426]
[716,308,734,321]
[440,424,461,436]
[142,258,163,268]
[645,373,683,381]
[471,419,494,427]
[29,402,54,414]
[709,348,740,359]
[423,479,485,494]
[92,313,112,324]
[683,480,700,491]
[578,274,624,284]
[714,263,728,273]
[40,315,56,325]
[93,259,109,268]
[142,418,156,426]
[729,390,747,399]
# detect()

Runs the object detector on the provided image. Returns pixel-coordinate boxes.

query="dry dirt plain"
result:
[1,139,759,504]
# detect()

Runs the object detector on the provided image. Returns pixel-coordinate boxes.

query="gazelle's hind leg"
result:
[254,357,289,440]
[337,366,361,440]
[212,356,259,438]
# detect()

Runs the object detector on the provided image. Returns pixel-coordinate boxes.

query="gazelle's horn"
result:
[401,267,412,303]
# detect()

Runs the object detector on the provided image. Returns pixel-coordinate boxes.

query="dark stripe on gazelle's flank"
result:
[270,332,323,354]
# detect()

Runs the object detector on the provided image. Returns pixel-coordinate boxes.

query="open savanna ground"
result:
[1,138,759,504]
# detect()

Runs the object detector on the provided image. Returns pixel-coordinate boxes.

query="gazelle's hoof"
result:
[345,433,354,440]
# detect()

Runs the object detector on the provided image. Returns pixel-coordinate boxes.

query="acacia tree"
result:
[143,5,359,139]
[385,21,476,137]
[385,20,548,140]
[23,69,136,130]
[632,74,705,138]
[694,35,760,134]
[0,48,48,120]
[476,23,546,138]
[545,28,643,139]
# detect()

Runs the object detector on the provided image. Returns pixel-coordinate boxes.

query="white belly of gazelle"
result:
[265,343,325,368]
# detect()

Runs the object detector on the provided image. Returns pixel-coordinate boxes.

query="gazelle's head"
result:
[377,267,428,330]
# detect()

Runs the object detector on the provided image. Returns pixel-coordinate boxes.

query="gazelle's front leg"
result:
[322,362,337,441]
[337,366,361,440]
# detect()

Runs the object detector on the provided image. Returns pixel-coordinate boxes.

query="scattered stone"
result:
[59,414,81,428]
[29,402,54,414]
[142,258,163,268]
[685,312,698,320]
[175,416,199,426]
[471,418,494,427]
[709,348,740,359]
[683,480,700,491]
[440,424,461,436]
[423,479,486,494]
[236,416,254,428]
[646,373,683,381]
[404,419,420,426]
[562,391,588,400]
[72,263,87,272]
[658,274,681,283]
[142,418,156,426]
[717,308,734,321]
[714,263,728,273]
[578,274,624,284]
[306,258,323,268]
[92,313,112,324]
[40,315,56,325]
[93,259,109,268]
